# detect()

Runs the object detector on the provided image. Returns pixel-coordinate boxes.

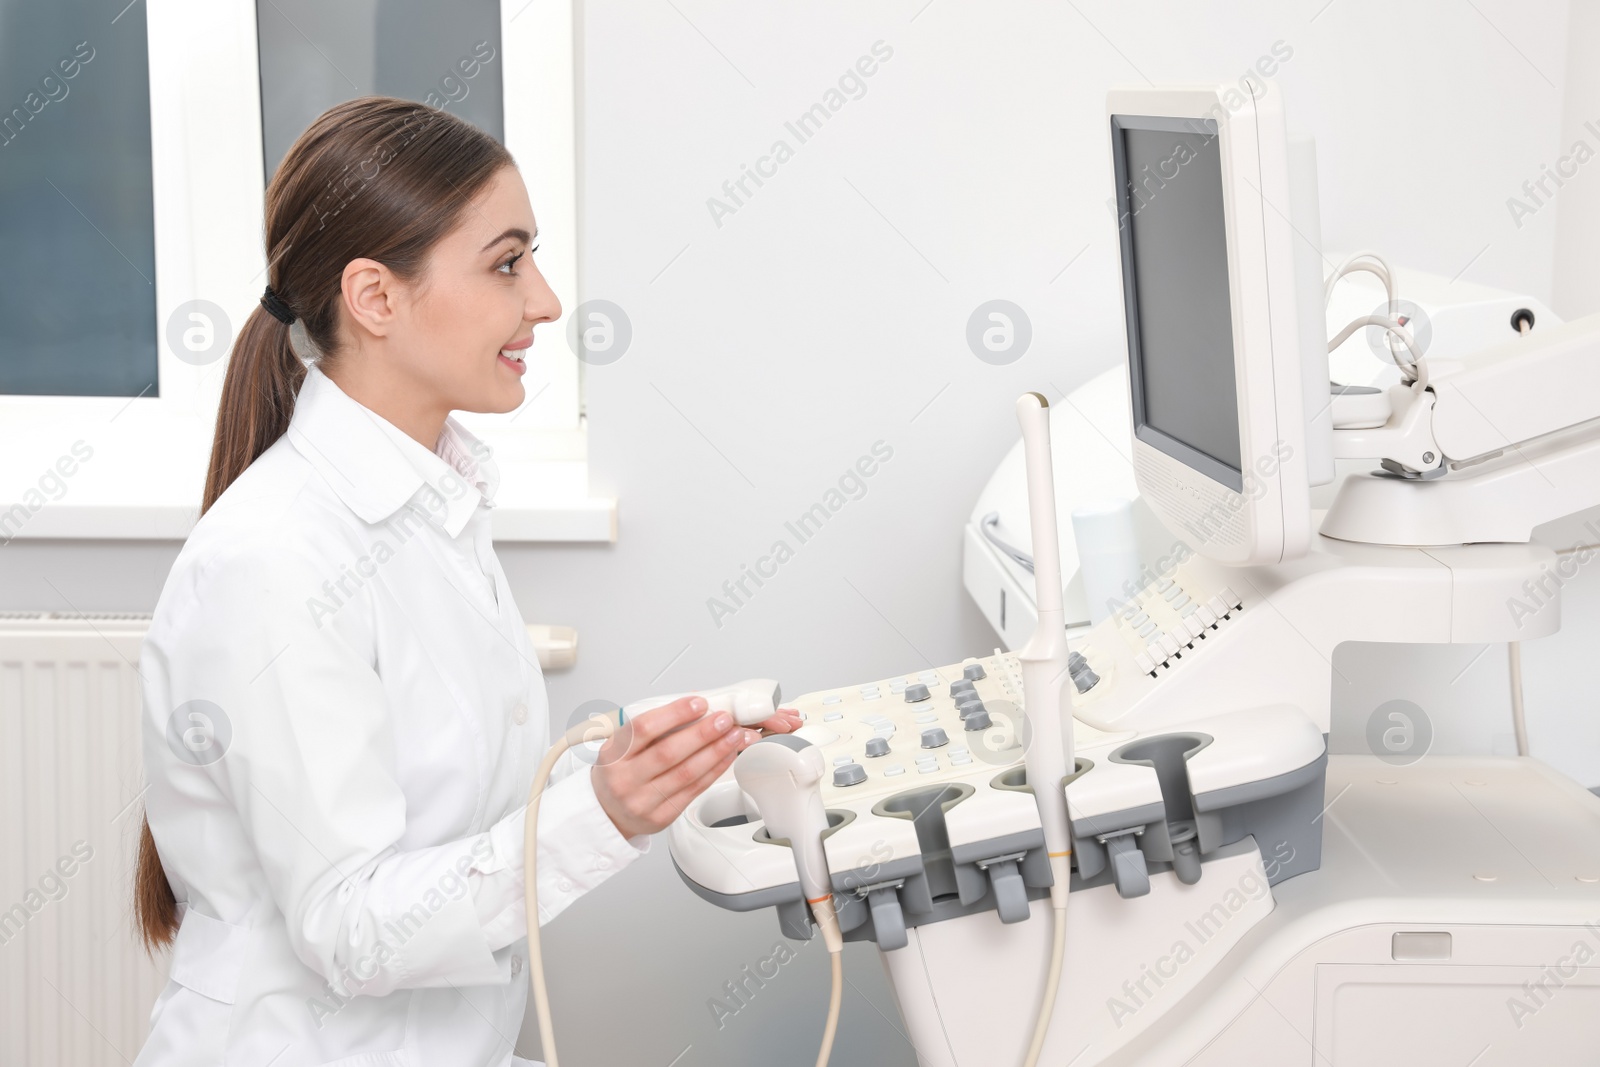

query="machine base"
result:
[878,754,1600,1066]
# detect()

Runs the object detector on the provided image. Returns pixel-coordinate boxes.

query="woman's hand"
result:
[756,707,803,735]
[590,697,787,838]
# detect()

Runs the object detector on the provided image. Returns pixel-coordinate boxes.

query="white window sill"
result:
[0,412,616,545]
[2,496,617,544]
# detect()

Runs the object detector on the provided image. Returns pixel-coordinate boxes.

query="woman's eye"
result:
[497,251,525,275]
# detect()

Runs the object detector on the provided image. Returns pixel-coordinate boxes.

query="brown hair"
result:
[134,96,513,951]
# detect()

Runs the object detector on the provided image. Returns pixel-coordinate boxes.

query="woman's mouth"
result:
[499,339,531,375]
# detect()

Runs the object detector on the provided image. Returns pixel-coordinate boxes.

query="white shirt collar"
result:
[286,364,499,539]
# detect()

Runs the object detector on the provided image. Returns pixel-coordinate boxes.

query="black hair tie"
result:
[260,286,296,325]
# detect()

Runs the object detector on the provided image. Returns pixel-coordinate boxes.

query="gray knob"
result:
[1072,666,1100,693]
[1068,650,1087,674]
[957,696,984,717]
[962,663,987,681]
[904,683,931,703]
[864,736,890,758]
[920,728,949,749]
[951,678,977,694]
[833,762,867,787]
[963,709,992,730]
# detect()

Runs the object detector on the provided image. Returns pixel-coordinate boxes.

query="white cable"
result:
[524,713,617,1067]
[1509,642,1529,757]
[526,714,842,1067]
[1023,901,1068,1066]
[1323,250,1395,309]
[1328,314,1426,387]
[808,896,844,1067]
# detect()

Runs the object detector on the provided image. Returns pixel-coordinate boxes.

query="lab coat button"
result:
[596,855,612,871]
[557,877,573,893]
[511,955,523,976]
[513,703,528,725]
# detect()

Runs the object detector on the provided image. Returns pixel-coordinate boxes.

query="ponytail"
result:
[134,95,512,952]
[201,306,307,513]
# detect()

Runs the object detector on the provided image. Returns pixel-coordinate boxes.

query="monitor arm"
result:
[1322,311,1600,546]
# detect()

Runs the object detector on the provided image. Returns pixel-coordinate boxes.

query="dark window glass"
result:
[0,3,157,397]
[256,0,504,181]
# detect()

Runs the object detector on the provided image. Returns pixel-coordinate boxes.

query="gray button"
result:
[1068,650,1087,674]
[864,737,890,758]
[921,728,949,749]
[963,709,992,730]
[950,682,977,699]
[957,697,985,717]
[1071,666,1100,693]
[962,663,987,681]
[904,683,931,703]
[833,763,867,787]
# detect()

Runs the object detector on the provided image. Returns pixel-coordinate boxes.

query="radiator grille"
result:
[0,614,166,1064]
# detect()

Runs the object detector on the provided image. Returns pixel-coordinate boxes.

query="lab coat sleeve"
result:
[469,749,651,953]
[147,538,596,995]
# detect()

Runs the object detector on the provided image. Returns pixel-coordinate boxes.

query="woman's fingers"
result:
[597,695,704,766]
[647,744,746,828]
[756,708,802,734]
[632,705,745,777]
[650,722,757,796]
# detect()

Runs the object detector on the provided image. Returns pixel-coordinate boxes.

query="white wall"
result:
[0,1,1585,1063]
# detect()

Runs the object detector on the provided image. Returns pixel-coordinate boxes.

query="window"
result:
[0,0,604,543]
[0,1,157,397]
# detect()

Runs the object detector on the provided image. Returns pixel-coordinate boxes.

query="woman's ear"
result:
[341,257,398,339]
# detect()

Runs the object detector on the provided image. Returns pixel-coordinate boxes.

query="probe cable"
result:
[523,714,846,1067]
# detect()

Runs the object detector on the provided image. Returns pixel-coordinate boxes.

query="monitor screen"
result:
[1113,117,1242,491]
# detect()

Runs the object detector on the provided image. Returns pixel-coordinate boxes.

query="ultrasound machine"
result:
[648,80,1600,1066]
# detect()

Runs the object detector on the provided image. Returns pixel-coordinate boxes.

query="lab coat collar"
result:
[286,364,499,539]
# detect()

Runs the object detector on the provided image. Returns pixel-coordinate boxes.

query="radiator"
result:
[0,613,167,1065]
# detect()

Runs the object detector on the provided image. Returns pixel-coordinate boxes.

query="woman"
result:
[132,96,797,1066]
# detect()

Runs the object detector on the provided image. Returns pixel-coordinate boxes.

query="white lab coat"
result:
[135,365,645,1067]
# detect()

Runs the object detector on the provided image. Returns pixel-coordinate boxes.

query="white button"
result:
[824,712,843,721]
[1163,585,1183,602]
[915,714,937,725]
[890,678,906,686]
[1180,601,1198,616]
[918,763,939,774]
[596,855,612,871]
[1169,592,1191,609]
[1129,612,1148,626]
[512,703,528,725]
[1156,578,1174,591]
[823,695,842,705]
[919,670,939,683]
[950,746,969,757]
[884,765,905,776]
[1138,621,1158,638]
[1220,586,1242,608]
[950,754,972,766]
[1134,651,1154,674]
[511,955,523,976]
[862,690,882,701]
[890,683,907,694]
[1196,604,1218,626]
[1158,633,1181,658]
[875,724,896,738]
[557,877,573,893]
[1183,615,1206,640]
[833,755,853,765]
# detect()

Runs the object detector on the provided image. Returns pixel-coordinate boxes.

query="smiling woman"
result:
[130,95,791,1067]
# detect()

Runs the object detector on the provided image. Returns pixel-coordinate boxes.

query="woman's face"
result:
[341,164,561,427]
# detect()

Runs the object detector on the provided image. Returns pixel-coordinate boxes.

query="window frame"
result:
[0,0,611,544]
